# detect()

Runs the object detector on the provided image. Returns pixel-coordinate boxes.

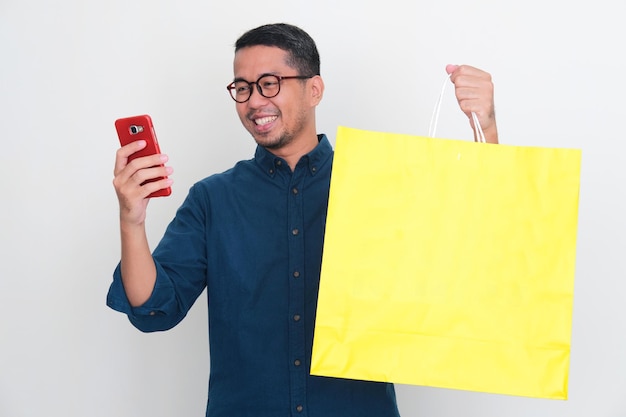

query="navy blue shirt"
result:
[107,135,401,417]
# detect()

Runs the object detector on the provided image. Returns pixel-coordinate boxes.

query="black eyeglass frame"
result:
[226,74,314,103]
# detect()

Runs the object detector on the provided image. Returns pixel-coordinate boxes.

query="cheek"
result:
[235,105,248,123]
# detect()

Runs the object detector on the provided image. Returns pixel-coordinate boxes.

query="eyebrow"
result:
[232,73,279,83]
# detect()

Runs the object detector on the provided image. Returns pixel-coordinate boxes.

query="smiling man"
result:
[231,42,324,167]
[107,23,498,417]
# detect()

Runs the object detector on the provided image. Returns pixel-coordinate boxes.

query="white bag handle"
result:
[428,73,486,143]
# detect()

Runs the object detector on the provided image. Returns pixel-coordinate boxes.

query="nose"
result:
[246,83,269,107]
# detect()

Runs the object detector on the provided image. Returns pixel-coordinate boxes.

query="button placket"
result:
[286,164,307,416]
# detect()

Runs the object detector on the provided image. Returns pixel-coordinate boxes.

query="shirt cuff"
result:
[106,262,183,332]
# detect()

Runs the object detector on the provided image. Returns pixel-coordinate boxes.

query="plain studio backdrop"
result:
[1,0,624,416]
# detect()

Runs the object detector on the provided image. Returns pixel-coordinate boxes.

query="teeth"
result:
[255,116,277,126]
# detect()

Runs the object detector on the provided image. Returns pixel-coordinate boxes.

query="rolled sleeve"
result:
[106,183,209,332]
[106,262,187,332]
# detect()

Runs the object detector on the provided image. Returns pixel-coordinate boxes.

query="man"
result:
[107,23,498,417]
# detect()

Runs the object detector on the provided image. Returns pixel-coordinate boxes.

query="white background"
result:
[1,0,625,416]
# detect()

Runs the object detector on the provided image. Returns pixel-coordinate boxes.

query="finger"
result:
[456,97,492,118]
[129,164,172,187]
[445,64,459,75]
[114,165,173,203]
[119,154,170,185]
[450,65,493,89]
[139,177,174,199]
[114,140,146,175]
[129,166,173,199]
[113,154,170,201]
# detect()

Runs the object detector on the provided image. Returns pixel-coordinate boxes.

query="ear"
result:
[309,75,324,106]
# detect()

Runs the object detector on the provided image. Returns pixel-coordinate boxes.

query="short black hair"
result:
[235,23,320,76]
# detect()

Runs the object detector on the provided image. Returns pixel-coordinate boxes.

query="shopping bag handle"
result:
[428,73,486,143]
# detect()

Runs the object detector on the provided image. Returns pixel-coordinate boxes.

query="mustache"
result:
[246,110,279,120]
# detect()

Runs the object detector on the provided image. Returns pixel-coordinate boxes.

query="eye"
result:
[234,83,251,94]
[261,79,279,88]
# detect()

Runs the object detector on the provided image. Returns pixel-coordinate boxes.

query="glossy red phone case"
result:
[115,114,171,198]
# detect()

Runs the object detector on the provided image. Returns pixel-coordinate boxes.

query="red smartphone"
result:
[115,114,171,198]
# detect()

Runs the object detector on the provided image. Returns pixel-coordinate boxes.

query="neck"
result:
[269,133,319,171]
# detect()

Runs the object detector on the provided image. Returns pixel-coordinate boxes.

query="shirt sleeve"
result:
[106,183,209,332]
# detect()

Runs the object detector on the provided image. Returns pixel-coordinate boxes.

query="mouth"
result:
[254,115,278,126]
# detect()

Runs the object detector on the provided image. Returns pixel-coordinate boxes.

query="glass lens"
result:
[258,75,280,98]
[231,81,252,102]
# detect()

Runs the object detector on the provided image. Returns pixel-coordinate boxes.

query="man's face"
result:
[233,45,313,150]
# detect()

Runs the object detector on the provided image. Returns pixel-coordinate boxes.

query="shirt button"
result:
[296,405,303,413]
[276,160,282,166]
[294,359,301,366]
[293,271,300,278]
[292,228,299,236]
[292,187,299,195]
[269,169,274,174]
[149,311,156,316]
[293,314,301,322]
[312,167,317,172]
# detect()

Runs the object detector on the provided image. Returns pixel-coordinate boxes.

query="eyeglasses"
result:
[226,74,314,103]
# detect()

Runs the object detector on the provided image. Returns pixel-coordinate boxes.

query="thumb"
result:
[445,64,459,75]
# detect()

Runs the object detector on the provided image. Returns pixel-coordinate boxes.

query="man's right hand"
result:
[112,140,173,226]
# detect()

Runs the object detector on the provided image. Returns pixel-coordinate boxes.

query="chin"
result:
[253,133,291,150]
[256,138,283,150]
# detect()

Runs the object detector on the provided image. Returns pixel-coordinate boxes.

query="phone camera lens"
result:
[129,125,143,135]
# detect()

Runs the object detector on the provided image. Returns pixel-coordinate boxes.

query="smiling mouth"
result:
[254,116,278,126]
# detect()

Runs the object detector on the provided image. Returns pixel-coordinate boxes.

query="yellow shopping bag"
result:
[311,126,581,399]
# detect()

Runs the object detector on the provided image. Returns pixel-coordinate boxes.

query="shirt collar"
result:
[254,134,332,177]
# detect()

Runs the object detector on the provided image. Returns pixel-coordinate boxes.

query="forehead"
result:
[233,45,292,79]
